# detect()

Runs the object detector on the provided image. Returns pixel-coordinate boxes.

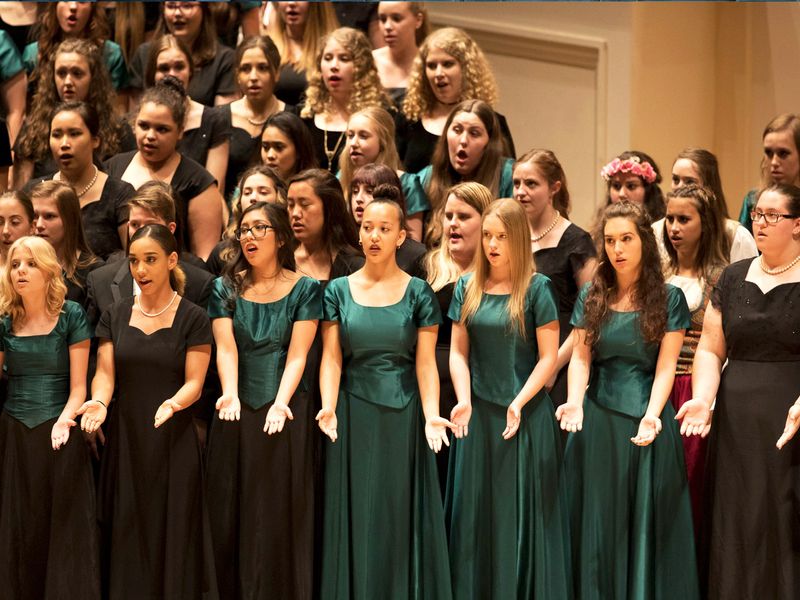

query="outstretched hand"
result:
[502,402,522,440]
[777,404,800,449]
[77,400,107,434]
[450,402,472,439]
[216,393,241,421]
[154,399,180,428]
[631,415,662,446]
[675,399,712,438]
[555,403,583,433]
[51,417,76,450]
[265,403,294,435]
[316,407,338,442]
[425,416,455,453]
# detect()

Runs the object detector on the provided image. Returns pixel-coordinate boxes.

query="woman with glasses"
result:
[206,201,321,598]
[680,184,800,598]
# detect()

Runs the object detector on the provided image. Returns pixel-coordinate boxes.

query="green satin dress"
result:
[445,273,572,599]
[206,276,322,599]
[320,276,452,600]
[0,301,99,599]
[565,284,699,600]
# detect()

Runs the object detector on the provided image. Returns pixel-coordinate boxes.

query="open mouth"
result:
[368,244,381,252]
[327,75,341,85]
[58,153,73,163]
[354,207,364,218]
[449,231,462,241]
[244,242,258,255]
[138,279,152,288]
[291,222,304,232]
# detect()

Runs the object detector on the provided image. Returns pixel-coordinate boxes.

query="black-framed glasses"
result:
[235,224,275,240]
[750,210,798,225]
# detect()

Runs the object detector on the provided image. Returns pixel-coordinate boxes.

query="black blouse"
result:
[275,64,307,108]
[177,105,229,168]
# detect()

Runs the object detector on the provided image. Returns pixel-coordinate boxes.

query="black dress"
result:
[533,223,596,407]
[129,41,236,107]
[301,116,347,173]
[275,64,307,107]
[97,296,217,599]
[705,259,800,599]
[433,281,455,493]
[65,254,105,309]
[105,151,216,255]
[178,105,230,170]
[27,174,135,261]
[396,111,516,174]
[219,103,265,201]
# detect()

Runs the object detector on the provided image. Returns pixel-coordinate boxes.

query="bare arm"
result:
[205,140,230,199]
[11,156,33,191]
[188,185,224,261]
[416,326,440,421]
[154,344,212,427]
[317,320,342,441]
[555,327,591,432]
[550,258,597,381]
[80,339,116,433]
[52,339,91,449]
[2,70,26,146]
[448,320,472,438]
[212,317,240,420]
[266,319,319,434]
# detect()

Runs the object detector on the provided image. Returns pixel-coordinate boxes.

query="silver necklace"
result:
[138,291,178,317]
[531,212,560,242]
[759,254,800,275]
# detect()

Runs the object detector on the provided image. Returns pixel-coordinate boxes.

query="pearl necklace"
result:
[61,165,98,198]
[138,291,178,318]
[759,254,800,275]
[531,212,560,242]
[245,96,279,127]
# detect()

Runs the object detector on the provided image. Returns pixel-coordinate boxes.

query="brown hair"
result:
[144,34,195,88]
[513,148,571,218]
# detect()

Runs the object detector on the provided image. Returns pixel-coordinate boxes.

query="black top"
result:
[26,174,135,261]
[0,118,10,167]
[129,41,236,107]
[66,253,104,309]
[434,281,455,347]
[219,103,264,200]
[396,110,516,174]
[177,105,229,168]
[275,63,307,107]
[329,248,365,281]
[397,238,426,279]
[301,116,348,173]
[105,151,217,253]
[533,223,595,342]
[205,239,229,277]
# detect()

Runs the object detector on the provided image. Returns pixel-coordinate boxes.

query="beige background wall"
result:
[428,2,800,228]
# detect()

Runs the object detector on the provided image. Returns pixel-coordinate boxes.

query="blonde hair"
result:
[459,198,534,338]
[425,181,493,291]
[0,236,67,325]
[267,1,339,74]
[403,27,498,122]
[300,27,391,119]
[338,107,401,196]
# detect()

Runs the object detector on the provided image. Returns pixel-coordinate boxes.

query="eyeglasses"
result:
[235,224,275,240]
[750,210,798,225]
[164,2,200,13]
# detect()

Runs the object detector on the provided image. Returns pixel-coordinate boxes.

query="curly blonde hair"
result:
[300,27,391,119]
[403,27,498,122]
[0,236,67,326]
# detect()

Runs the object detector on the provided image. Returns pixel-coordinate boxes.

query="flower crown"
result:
[600,156,658,184]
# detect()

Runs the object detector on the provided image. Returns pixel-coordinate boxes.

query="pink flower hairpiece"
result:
[600,156,657,184]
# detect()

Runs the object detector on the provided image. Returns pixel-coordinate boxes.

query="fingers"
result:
[777,420,799,449]
[285,406,294,421]
[674,404,687,420]
[76,402,88,416]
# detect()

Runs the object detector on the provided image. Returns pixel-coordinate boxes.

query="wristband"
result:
[92,399,107,408]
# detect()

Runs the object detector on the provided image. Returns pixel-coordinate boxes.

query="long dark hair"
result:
[288,169,360,257]
[129,223,186,295]
[221,202,296,309]
[583,201,667,346]
[263,112,318,176]
[604,150,665,221]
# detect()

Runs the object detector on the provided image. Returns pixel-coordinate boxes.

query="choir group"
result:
[0,2,798,600]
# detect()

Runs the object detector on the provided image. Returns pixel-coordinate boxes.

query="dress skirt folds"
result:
[0,413,100,600]
[445,273,571,599]
[320,277,452,600]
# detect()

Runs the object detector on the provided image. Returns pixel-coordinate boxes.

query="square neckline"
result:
[127,296,184,336]
[344,276,413,308]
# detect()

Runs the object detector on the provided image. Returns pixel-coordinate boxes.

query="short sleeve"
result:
[65,301,93,345]
[103,41,129,90]
[530,275,559,326]
[207,105,230,148]
[666,285,691,331]
[710,263,731,312]
[498,158,514,198]
[570,282,591,328]
[0,316,10,351]
[401,172,430,216]
[413,279,442,328]
[293,277,323,321]
[214,46,236,97]
[185,303,213,347]
[207,277,234,319]
[21,42,36,75]
[567,227,597,274]
[96,306,113,340]
[446,275,468,322]
[416,165,432,191]
[0,31,23,82]
[322,280,342,322]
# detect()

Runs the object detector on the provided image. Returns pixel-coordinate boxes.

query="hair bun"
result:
[157,75,187,98]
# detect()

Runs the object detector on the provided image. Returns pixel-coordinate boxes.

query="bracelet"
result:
[92,399,107,408]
